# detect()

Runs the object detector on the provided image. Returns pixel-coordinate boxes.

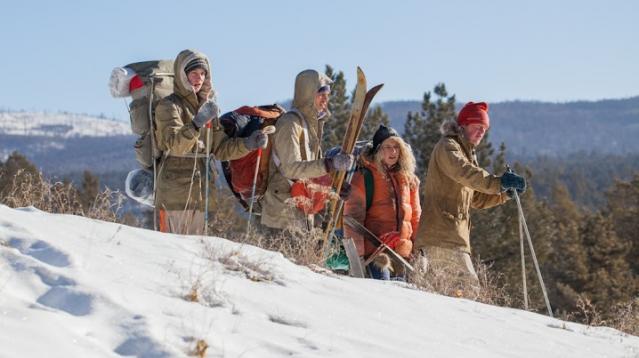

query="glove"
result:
[243,130,268,151]
[338,182,352,201]
[192,100,220,129]
[500,171,526,196]
[324,152,354,172]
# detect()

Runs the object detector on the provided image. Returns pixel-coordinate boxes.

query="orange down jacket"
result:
[344,156,421,257]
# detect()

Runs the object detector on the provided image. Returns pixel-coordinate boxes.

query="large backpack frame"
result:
[111,60,174,230]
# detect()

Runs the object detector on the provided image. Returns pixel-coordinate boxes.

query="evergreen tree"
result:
[605,174,639,276]
[403,83,456,179]
[476,133,494,169]
[322,65,350,149]
[359,105,390,141]
[581,212,636,312]
[0,151,40,201]
[492,142,508,174]
[546,182,590,314]
[80,170,99,210]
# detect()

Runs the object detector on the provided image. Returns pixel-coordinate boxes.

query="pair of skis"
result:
[320,67,387,276]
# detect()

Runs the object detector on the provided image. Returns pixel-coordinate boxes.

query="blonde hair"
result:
[372,136,418,184]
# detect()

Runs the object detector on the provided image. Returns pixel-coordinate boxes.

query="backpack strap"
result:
[361,166,374,211]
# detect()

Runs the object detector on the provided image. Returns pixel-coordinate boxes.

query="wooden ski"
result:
[342,237,365,278]
[320,66,384,263]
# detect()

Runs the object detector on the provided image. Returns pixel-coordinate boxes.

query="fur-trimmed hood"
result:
[440,119,476,150]
[440,119,463,137]
[173,49,215,111]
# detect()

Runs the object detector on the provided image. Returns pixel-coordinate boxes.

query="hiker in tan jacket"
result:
[413,102,526,291]
[260,69,353,233]
[154,49,267,235]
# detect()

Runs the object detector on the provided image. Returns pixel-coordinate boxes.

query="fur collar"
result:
[440,120,463,137]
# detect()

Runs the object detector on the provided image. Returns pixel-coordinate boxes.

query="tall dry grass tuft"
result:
[407,258,513,306]
[560,297,639,336]
[0,169,124,222]
[206,187,335,268]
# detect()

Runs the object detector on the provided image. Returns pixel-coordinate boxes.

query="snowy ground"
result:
[0,205,637,358]
[0,112,130,138]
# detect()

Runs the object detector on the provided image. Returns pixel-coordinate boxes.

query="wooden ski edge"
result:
[343,237,365,278]
[321,67,369,257]
[351,83,384,147]
[340,67,367,153]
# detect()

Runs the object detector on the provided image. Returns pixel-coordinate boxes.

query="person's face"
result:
[187,68,206,93]
[463,123,488,145]
[380,138,400,167]
[314,92,330,114]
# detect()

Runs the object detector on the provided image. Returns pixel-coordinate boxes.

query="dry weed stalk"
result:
[0,170,123,222]
[191,339,208,358]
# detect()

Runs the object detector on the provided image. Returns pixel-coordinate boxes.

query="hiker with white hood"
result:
[260,69,354,234]
[154,49,267,235]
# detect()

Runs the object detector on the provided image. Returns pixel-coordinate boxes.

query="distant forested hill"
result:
[380,96,639,156]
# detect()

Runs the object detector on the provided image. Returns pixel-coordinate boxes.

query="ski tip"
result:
[370,83,384,93]
[356,66,365,78]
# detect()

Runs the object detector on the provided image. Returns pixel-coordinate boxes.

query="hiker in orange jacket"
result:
[344,125,421,280]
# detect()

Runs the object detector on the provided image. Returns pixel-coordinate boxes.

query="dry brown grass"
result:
[190,339,208,358]
[560,297,639,336]
[184,279,201,303]
[206,188,334,268]
[407,257,513,306]
[238,226,331,267]
[0,169,124,222]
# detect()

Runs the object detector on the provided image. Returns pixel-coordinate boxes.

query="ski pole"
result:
[519,209,529,310]
[204,121,212,236]
[513,190,552,317]
[246,126,276,237]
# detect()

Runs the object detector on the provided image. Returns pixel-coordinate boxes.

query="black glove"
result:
[324,153,354,172]
[243,130,268,151]
[192,100,220,129]
[500,171,526,196]
[339,182,352,201]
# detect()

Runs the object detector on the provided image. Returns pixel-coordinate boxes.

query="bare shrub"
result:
[561,296,639,336]
[606,299,639,336]
[207,188,333,268]
[184,279,201,303]
[211,248,276,283]
[0,169,124,222]
[190,339,208,358]
[240,226,331,267]
[408,257,513,306]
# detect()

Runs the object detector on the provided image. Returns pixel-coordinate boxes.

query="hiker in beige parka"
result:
[154,49,267,235]
[260,69,354,231]
[413,102,526,290]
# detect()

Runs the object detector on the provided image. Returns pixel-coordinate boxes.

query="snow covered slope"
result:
[0,112,131,138]
[0,205,637,358]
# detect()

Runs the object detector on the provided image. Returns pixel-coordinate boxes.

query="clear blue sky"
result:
[1,0,637,121]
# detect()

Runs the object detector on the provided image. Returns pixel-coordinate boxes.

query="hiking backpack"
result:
[109,60,174,169]
[220,104,286,210]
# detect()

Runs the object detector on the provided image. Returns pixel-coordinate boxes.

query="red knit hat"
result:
[457,102,490,127]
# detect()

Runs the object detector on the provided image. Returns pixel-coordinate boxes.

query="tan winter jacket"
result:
[414,121,509,253]
[260,70,333,229]
[154,49,249,212]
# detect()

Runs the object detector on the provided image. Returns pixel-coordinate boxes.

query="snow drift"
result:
[0,205,637,357]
